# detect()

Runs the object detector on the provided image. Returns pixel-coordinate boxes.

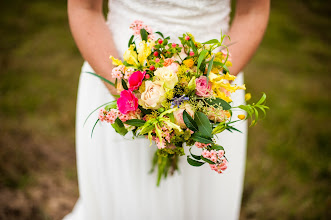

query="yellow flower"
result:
[109,56,123,66]
[123,44,138,66]
[137,39,155,65]
[238,114,246,120]
[154,67,178,90]
[245,93,252,101]
[214,89,232,102]
[183,59,194,68]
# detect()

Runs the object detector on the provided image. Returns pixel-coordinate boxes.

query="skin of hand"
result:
[225,0,270,76]
[67,0,270,97]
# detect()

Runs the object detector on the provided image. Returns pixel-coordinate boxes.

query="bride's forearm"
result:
[226,0,270,76]
[68,0,119,96]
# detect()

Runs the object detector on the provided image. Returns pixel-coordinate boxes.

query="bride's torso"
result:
[107,0,231,55]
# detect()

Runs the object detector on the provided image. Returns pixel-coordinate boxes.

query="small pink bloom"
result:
[195,76,213,97]
[155,58,160,63]
[189,51,195,56]
[172,43,177,48]
[185,36,190,41]
[128,71,145,91]
[218,150,225,158]
[117,90,138,114]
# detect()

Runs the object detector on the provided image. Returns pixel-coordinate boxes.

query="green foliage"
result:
[238,93,269,126]
[205,97,231,110]
[194,112,212,138]
[111,118,128,136]
[124,119,146,127]
[140,28,148,41]
[183,110,198,132]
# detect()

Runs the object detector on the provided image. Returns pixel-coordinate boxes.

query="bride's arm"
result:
[68,0,118,95]
[226,0,270,76]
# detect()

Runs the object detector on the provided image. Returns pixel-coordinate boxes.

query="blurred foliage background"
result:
[0,0,330,219]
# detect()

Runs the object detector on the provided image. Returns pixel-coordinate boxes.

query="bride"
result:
[64,0,269,219]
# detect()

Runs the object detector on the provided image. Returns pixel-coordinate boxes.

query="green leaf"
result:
[138,105,152,115]
[206,55,214,83]
[202,39,219,44]
[194,112,213,138]
[189,40,198,55]
[85,72,115,87]
[124,119,146,127]
[155,31,164,38]
[211,143,224,151]
[189,148,201,160]
[191,132,213,144]
[111,118,128,136]
[187,156,205,167]
[226,125,242,133]
[197,49,208,70]
[128,35,134,47]
[201,157,215,164]
[140,28,148,41]
[91,119,99,138]
[205,97,231,110]
[121,79,128,90]
[183,110,198,132]
[212,122,226,135]
[213,61,230,73]
[256,93,267,105]
[104,101,117,111]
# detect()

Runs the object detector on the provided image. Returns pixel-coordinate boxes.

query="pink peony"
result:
[128,71,145,91]
[195,76,213,97]
[117,90,138,114]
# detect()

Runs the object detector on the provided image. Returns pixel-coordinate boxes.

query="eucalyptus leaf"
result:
[194,112,212,138]
[187,156,205,167]
[189,148,201,160]
[211,143,224,151]
[191,132,213,144]
[183,110,198,132]
[124,119,146,127]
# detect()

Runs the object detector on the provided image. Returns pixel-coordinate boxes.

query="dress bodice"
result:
[107,0,231,56]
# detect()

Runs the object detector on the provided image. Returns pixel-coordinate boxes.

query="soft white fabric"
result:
[64,0,247,219]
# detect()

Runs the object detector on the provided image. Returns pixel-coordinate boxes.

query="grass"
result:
[0,0,330,219]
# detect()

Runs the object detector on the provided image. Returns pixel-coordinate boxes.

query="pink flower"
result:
[218,150,225,158]
[117,90,138,114]
[173,103,194,128]
[128,71,145,91]
[195,76,213,97]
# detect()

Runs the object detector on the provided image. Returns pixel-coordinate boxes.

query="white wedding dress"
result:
[64,0,247,219]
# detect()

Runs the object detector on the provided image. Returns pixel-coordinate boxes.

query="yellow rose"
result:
[139,81,166,109]
[154,67,178,90]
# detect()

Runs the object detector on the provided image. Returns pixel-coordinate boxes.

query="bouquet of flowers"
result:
[86,20,268,186]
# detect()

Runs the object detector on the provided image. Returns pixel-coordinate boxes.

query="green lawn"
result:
[0,0,330,219]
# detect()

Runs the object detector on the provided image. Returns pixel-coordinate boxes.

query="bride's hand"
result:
[68,0,119,96]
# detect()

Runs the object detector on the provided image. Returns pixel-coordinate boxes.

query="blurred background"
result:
[0,0,330,219]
